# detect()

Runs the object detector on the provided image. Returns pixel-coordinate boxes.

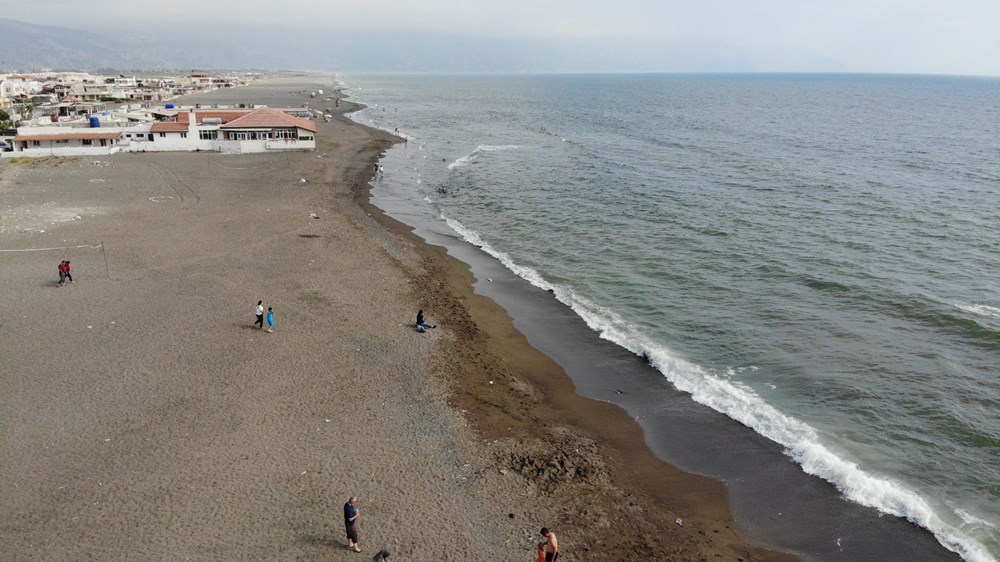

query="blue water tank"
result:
[89,116,100,128]
[165,103,175,109]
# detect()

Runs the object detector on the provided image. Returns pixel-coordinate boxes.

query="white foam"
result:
[447,144,520,170]
[955,303,1000,319]
[441,214,997,562]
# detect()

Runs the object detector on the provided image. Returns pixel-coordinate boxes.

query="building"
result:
[11,129,122,156]
[7,106,317,157]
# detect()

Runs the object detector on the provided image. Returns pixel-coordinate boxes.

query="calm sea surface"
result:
[345,73,1000,562]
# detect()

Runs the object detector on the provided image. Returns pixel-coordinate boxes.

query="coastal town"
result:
[0,70,324,157]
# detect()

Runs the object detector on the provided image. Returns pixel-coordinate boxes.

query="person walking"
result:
[539,527,559,561]
[266,307,275,333]
[254,300,264,329]
[415,309,437,333]
[57,261,73,286]
[344,496,361,552]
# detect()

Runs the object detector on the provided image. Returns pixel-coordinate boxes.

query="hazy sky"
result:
[7,0,1000,75]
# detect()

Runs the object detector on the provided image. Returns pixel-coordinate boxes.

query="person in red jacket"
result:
[57,261,73,286]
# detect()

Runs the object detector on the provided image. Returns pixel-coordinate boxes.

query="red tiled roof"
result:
[14,131,122,142]
[151,122,189,133]
[176,110,251,125]
[220,107,317,133]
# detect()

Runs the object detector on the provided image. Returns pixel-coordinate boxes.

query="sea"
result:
[343,73,999,562]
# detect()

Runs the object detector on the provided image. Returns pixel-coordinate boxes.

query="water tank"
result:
[89,116,100,128]
[165,103,176,109]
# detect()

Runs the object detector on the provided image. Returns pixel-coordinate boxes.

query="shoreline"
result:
[0,74,780,560]
[1,73,956,561]
[344,76,969,561]
[338,97,792,559]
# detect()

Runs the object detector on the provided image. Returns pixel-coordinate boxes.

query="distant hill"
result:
[0,17,849,74]
[0,18,314,72]
[0,18,184,71]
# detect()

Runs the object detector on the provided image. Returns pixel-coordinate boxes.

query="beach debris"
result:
[309,212,320,219]
[89,179,106,183]
[489,380,494,385]
[675,517,683,526]
[299,177,308,183]
[87,326,93,329]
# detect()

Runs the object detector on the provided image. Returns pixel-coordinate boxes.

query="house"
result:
[12,129,122,156]
[0,106,317,156]
[218,107,316,151]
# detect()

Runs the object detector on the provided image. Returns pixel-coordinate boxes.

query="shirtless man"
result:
[539,527,559,561]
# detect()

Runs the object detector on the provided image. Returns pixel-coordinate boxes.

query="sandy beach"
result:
[0,76,791,561]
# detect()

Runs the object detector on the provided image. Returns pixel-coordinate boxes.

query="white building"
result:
[12,129,122,156]
[8,106,317,157]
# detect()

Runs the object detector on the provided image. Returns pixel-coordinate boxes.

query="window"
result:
[274,129,297,139]
[199,130,218,140]
[180,133,187,138]
[159,132,166,137]
[32,141,40,147]
[82,139,93,145]
[229,131,267,140]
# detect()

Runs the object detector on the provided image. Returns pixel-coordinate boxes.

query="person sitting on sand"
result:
[415,309,436,333]
[372,545,392,562]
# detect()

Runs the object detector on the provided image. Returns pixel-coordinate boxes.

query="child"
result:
[266,307,275,333]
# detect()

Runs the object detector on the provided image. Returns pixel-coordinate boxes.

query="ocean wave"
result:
[447,144,521,170]
[442,214,997,562]
[955,303,1000,319]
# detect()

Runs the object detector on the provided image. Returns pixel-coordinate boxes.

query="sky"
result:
[5,0,1000,75]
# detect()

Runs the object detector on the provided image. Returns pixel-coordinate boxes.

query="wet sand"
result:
[1,75,789,560]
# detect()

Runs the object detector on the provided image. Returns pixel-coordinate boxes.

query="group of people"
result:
[252,302,433,335]
[345,496,558,561]
[249,305,561,560]
[57,260,73,287]
[253,300,276,333]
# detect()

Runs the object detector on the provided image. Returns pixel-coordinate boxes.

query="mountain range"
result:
[0,18,847,74]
